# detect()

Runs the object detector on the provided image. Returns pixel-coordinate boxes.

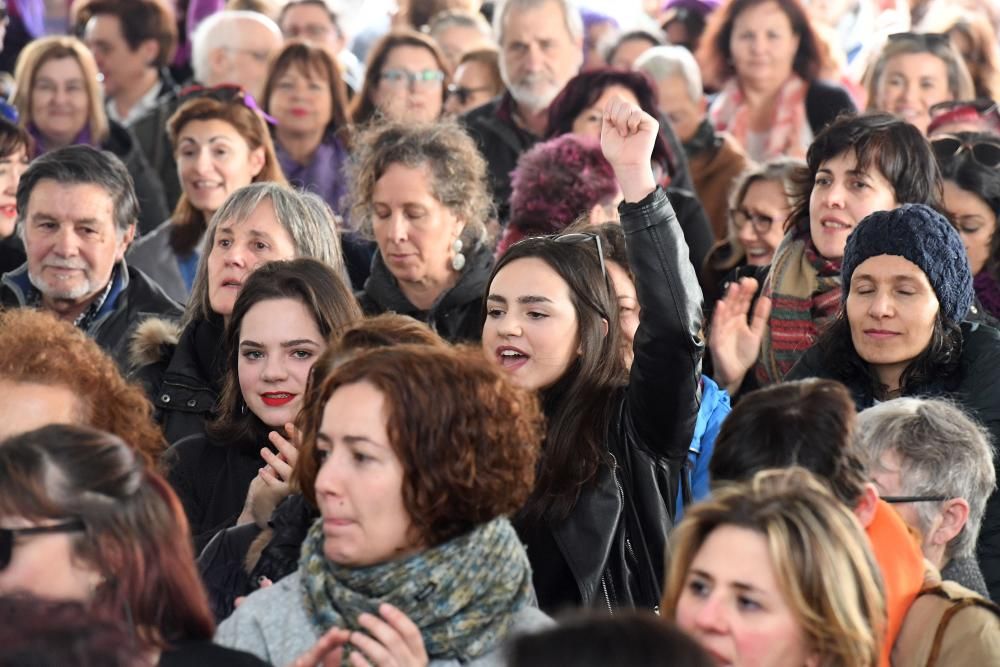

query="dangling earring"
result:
[451,238,466,271]
[240,400,247,416]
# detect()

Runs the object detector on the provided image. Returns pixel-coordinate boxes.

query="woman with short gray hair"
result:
[857,397,997,597]
[131,182,353,447]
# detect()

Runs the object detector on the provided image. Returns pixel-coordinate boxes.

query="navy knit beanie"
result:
[840,204,974,322]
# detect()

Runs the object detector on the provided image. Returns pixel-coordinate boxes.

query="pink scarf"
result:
[709,75,811,162]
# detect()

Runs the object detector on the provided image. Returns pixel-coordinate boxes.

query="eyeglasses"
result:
[178,84,277,125]
[888,32,951,49]
[446,84,493,106]
[731,208,775,235]
[553,232,607,279]
[0,519,86,570]
[380,69,445,88]
[882,495,950,504]
[931,135,1000,168]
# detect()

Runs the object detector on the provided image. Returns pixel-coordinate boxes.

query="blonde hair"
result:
[662,468,885,667]
[865,35,976,111]
[13,36,109,144]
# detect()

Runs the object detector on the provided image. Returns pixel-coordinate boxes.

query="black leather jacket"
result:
[526,187,705,612]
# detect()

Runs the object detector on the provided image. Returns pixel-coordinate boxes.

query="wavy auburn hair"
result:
[295,344,543,547]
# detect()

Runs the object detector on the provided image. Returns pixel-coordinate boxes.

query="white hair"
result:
[633,45,701,102]
[492,0,583,46]
[190,10,282,84]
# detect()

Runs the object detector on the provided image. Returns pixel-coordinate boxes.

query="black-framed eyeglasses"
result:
[730,208,774,235]
[553,232,607,279]
[888,32,951,49]
[380,68,445,88]
[446,84,493,106]
[0,519,86,570]
[178,84,277,125]
[931,134,1000,168]
[882,495,950,504]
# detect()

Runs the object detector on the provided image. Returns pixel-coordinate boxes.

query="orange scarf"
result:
[866,500,927,667]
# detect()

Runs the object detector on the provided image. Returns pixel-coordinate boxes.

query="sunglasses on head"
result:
[931,135,1000,168]
[930,99,999,118]
[178,84,277,125]
[881,495,950,504]
[553,232,607,279]
[0,519,85,570]
[888,32,951,49]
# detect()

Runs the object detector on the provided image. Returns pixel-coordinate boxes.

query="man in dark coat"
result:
[0,145,180,371]
[461,0,584,224]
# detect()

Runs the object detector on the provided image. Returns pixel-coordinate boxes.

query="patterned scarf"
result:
[757,224,842,384]
[709,74,811,162]
[299,517,535,665]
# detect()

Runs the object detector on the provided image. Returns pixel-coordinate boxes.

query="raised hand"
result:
[346,604,429,667]
[708,278,772,395]
[600,96,658,202]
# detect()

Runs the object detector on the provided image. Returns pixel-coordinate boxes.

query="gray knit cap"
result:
[840,204,974,322]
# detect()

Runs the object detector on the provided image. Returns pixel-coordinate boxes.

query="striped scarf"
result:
[299,517,535,665]
[757,225,842,384]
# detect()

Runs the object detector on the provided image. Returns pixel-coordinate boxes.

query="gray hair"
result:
[427,10,491,40]
[865,35,975,111]
[191,10,282,84]
[184,182,347,325]
[16,145,137,237]
[492,0,583,46]
[856,397,997,560]
[633,45,701,102]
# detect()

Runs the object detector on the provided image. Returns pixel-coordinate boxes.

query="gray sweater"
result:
[215,571,553,666]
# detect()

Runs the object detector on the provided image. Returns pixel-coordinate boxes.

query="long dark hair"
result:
[812,310,963,401]
[486,237,627,519]
[208,258,362,444]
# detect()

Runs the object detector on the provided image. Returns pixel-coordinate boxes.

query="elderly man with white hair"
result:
[461,0,584,223]
[129,10,283,210]
[635,44,748,240]
[857,397,997,598]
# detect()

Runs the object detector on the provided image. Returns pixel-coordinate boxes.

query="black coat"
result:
[1,261,182,372]
[103,119,171,236]
[130,93,183,212]
[357,241,493,343]
[165,422,275,554]
[516,187,704,613]
[461,93,695,225]
[131,315,227,447]
[788,321,1000,602]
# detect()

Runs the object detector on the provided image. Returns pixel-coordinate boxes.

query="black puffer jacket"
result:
[788,321,1000,602]
[1,261,181,372]
[357,241,492,343]
[517,187,704,613]
[130,315,227,446]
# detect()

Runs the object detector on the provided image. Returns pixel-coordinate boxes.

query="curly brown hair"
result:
[345,119,492,244]
[0,309,165,466]
[295,343,542,546]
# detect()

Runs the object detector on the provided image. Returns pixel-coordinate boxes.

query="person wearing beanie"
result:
[788,203,1000,602]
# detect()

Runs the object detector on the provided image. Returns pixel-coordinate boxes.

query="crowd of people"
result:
[1,0,1000,664]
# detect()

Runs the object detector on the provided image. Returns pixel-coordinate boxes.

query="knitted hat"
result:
[840,204,974,322]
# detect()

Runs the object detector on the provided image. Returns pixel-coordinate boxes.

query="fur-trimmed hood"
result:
[129,316,182,369]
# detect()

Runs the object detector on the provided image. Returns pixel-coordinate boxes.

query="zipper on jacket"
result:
[610,453,640,566]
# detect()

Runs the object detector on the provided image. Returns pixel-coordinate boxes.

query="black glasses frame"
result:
[882,495,950,504]
[446,83,494,106]
[0,519,86,570]
[730,208,774,235]
[887,32,951,49]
